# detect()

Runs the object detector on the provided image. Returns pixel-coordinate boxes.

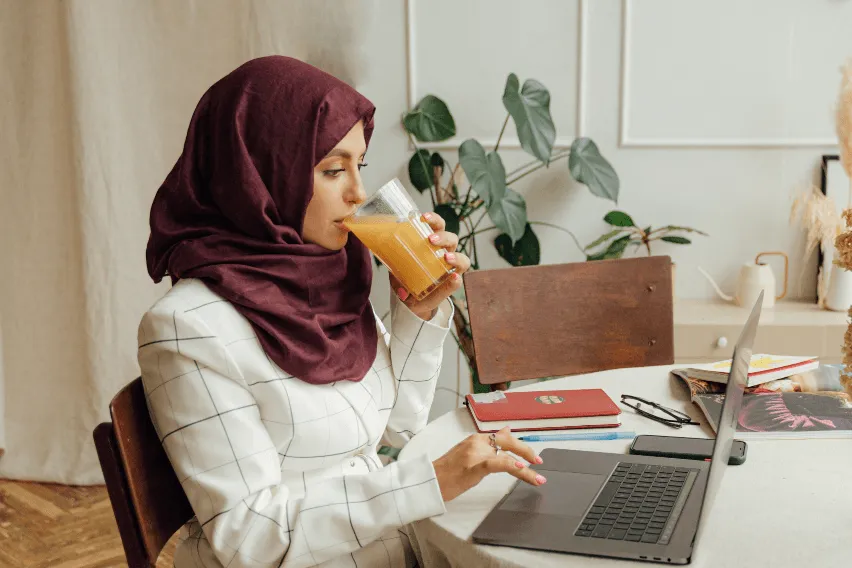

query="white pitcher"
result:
[699,252,788,308]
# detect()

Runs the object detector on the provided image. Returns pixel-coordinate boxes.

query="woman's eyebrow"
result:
[324,149,367,160]
[325,149,351,159]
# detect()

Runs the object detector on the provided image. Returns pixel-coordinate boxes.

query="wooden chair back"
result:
[463,256,674,388]
[93,378,193,567]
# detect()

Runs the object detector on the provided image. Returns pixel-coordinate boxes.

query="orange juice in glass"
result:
[344,178,455,300]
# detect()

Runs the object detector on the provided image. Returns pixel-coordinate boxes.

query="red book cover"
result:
[464,389,621,433]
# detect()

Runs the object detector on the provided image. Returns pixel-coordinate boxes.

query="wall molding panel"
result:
[619,0,840,149]
[405,0,589,150]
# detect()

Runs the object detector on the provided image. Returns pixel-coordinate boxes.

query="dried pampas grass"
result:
[790,185,843,258]
[837,58,852,183]
[789,185,843,304]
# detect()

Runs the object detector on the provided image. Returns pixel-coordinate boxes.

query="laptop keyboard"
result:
[574,462,698,545]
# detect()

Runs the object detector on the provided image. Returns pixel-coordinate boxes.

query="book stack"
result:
[464,388,621,433]
[680,354,819,387]
[671,354,852,440]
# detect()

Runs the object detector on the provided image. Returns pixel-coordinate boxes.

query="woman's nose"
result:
[349,175,367,205]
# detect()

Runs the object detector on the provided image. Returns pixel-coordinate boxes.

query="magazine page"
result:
[695,390,852,438]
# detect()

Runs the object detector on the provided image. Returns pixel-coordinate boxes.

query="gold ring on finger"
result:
[489,432,501,454]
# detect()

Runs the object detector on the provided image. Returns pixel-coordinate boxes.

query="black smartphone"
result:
[629,434,747,465]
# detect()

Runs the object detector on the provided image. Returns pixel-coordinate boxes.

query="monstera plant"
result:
[400,73,620,392]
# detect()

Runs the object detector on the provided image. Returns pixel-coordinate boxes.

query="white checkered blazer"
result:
[137,278,451,568]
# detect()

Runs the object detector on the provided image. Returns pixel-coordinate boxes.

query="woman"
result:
[138,56,545,568]
[138,56,544,568]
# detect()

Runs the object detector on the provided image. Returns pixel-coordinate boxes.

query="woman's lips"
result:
[334,220,350,232]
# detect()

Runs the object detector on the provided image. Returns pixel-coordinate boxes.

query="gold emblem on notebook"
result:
[535,395,564,405]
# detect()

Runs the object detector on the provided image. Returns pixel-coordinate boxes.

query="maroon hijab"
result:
[146,56,378,385]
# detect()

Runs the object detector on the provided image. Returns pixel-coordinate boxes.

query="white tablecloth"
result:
[398,365,852,568]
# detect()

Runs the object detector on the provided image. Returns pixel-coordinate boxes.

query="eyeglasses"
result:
[620,394,701,429]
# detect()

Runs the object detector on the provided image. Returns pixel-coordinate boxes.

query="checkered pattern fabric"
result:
[137,279,450,568]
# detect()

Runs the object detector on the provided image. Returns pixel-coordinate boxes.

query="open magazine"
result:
[671,364,852,440]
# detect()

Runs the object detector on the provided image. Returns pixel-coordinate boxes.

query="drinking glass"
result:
[344,178,455,300]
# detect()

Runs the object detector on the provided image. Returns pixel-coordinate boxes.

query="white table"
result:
[399,365,852,568]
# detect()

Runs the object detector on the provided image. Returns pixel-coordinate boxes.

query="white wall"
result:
[352,0,852,419]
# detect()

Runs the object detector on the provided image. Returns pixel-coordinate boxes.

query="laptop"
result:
[470,292,762,565]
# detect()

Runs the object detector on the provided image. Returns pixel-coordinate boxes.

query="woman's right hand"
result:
[431,427,546,502]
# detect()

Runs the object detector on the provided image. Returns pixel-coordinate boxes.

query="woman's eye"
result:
[323,169,345,177]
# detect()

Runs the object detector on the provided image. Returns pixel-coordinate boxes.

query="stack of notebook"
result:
[681,354,819,387]
[464,388,621,433]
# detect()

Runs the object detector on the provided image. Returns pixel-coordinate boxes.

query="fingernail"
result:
[423,213,432,220]
[535,456,543,465]
[445,252,456,262]
[397,288,409,300]
[536,475,547,485]
[452,273,461,281]
[429,234,439,243]
[515,461,525,469]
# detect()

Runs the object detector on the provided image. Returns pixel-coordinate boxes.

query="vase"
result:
[825,265,852,311]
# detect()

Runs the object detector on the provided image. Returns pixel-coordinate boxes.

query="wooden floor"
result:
[0,479,177,568]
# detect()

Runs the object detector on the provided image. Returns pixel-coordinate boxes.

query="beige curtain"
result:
[0,0,371,485]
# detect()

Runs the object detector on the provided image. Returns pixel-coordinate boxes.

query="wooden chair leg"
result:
[93,423,150,568]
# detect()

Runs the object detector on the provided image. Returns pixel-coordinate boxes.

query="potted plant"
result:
[584,210,707,291]
[398,73,620,392]
[793,60,852,311]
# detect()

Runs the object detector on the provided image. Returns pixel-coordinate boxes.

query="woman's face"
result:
[303,121,368,250]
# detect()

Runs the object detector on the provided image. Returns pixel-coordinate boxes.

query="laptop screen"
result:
[693,292,762,545]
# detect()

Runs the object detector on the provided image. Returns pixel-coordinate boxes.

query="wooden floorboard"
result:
[0,480,177,568]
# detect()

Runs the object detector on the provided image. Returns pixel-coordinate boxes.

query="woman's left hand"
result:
[390,212,471,320]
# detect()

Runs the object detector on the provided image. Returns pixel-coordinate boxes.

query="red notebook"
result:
[465,388,621,433]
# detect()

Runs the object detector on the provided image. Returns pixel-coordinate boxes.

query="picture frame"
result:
[818,154,850,302]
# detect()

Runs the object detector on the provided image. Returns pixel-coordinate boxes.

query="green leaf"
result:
[603,235,632,259]
[458,139,507,208]
[433,204,460,236]
[589,235,632,261]
[660,236,691,244]
[402,95,456,142]
[488,188,527,244]
[658,225,708,236]
[569,137,620,203]
[643,226,652,234]
[502,73,555,163]
[494,224,541,266]
[584,228,624,251]
[407,150,432,192]
[603,210,635,227]
[430,152,445,171]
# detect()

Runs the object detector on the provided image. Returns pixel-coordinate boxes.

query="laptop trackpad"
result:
[500,471,606,516]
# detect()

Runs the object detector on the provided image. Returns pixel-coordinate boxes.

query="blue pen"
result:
[518,431,636,442]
